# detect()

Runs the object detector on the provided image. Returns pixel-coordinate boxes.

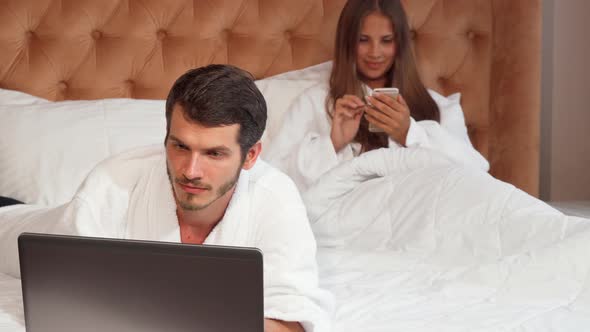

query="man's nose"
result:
[183,154,204,180]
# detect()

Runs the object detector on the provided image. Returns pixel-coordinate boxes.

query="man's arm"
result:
[253,164,334,332]
[265,319,305,332]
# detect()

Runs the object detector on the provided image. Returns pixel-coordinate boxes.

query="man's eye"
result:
[174,142,188,150]
[208,151,223,158]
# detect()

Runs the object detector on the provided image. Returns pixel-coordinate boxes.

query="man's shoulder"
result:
[82,145,164,190]
[245,159,311,235]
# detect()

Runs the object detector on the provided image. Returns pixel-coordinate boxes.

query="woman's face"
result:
[356,12,396,88]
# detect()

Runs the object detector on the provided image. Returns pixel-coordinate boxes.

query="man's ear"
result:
[242,141,262,170]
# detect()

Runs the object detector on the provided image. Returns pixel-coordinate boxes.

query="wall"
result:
[541,0,590,201]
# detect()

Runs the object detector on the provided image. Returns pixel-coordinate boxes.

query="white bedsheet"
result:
[0,273,23,332]
[2,245,589,332]
[305,147,590,332]
[317,246,590,332]
[2,148,589,331]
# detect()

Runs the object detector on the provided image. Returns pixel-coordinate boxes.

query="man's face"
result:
[165,105,245,212]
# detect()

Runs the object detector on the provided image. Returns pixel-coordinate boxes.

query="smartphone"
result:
[368,87,399,132]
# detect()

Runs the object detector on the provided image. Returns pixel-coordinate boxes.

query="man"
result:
[0,65,332,332]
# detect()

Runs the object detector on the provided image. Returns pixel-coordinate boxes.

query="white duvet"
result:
[3,148,588,332]
[303,147,590,331]
[1,69,589,330]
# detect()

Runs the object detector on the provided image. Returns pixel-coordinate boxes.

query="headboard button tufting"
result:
[91,30,102,40]
[156,29,168,40]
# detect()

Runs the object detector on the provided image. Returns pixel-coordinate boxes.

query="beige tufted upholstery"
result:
[0,0,541,196]
[0,0,346,99]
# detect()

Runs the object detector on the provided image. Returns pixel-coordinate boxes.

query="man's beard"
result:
[167,163,241,212]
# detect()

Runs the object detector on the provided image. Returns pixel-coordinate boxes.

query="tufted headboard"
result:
[0,0,541,196]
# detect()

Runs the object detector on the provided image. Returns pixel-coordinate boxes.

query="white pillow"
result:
[0,64,469,207]
[255,61,332,153]
[428,90,472,146]
[260,61,332,81]
[0,66,330,207]
[255,63,470,153]
[0,88,49,105]
[0,72,322,207]
[0,99,166,206]
[0,61,336,207]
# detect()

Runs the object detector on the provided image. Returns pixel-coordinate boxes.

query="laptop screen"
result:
[18,233,263,332]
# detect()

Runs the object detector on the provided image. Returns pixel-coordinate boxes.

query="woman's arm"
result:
[265,84,353,192]
[387,91,490,172]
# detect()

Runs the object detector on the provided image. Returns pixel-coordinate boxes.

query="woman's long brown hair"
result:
[328,0,440,151]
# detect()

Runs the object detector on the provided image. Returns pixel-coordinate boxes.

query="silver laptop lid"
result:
[18,232,263,332]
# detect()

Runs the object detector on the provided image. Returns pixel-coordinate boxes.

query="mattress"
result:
[2,246,589,332]
[318,248,590,332]
[0,272,23,332]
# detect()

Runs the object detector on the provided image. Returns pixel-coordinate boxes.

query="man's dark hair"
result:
[165,64,267,158]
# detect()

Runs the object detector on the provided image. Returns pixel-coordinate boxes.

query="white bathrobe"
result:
[0,146,333,332]
[266,82,490,193]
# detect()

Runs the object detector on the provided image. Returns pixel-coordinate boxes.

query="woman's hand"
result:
[365,93,411,146]
[330,94,365,152]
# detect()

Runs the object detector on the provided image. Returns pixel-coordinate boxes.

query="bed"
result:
[4,1,590,331]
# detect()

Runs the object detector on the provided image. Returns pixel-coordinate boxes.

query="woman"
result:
[267,0,489,192]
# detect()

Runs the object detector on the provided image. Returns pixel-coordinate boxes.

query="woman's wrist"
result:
[330,131,345,152]
[331,136,343,152]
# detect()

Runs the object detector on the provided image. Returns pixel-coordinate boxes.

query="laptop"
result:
[18,232,263,332]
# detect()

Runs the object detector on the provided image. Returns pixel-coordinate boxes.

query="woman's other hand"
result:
[365,93,411,146]
[330,94,365,152]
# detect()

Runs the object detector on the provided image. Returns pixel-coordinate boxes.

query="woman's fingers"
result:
[341,108,360,119]
[365,105,394,127]
[344,94,365,108]
[364,112,388,132]
[366,95,393,115]
[336,98,360,110]
[336,105,362,120]
[371,93,396,109]
[369,93,407,115]
[335,95,366,120]
[364,93,411,146]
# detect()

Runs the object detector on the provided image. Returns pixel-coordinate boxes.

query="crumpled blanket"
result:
[304,148,590,331]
